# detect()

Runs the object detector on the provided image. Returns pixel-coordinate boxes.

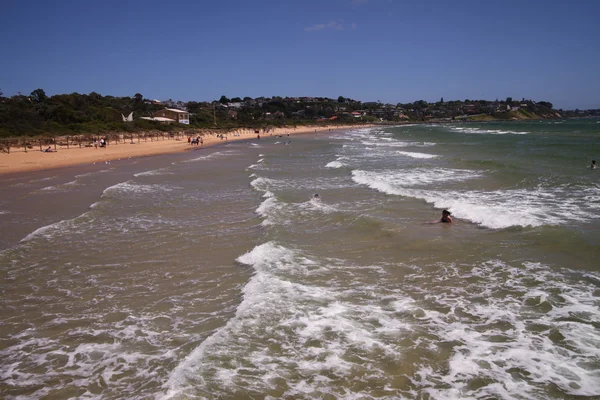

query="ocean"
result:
[0,119,599,399]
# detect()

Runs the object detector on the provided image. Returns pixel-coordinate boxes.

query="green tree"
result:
[134,93,143,103]
[30,88,47,103]
[506,97,513,105]
[219,95,230,104]
[231,97,242,102]
[338,96,345,103]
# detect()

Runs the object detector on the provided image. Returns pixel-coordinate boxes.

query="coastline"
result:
[0,124,368,176]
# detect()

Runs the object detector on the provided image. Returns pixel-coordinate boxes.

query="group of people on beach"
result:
[188,136,203,146]
[93,138,107,149]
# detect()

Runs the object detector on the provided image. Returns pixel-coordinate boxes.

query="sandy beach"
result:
[0,125,364,175]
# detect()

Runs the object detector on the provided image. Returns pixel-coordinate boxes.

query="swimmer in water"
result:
[440,209,452,223]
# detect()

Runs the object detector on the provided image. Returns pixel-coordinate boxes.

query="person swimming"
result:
[440,209,452,223]
[591,160,597,169]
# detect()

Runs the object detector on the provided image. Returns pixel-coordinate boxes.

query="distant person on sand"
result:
[44,146,53,153]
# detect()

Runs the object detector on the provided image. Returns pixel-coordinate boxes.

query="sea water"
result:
[0,119,599,399]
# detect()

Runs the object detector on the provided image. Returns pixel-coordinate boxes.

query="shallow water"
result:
[1,121,599,399]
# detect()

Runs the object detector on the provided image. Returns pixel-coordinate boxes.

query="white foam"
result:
[20,219,72,242]
[396,151,439,159]
[351,169,600,228]
[250,176,275,192]
[352,168,481,189]
[408,261,600,398]
[162,243,414,398]
[0,311,179,398]
[450,126,529,135]
[102,181,174,196]
[255,191,281,225]
[422,187,599,229]
[325,161,344,168]
[38,179,80,192]
[361,140,427,148]
[181,151,225,163]
[134,168,173,177]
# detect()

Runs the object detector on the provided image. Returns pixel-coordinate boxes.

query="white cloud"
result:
[304,20,344,32]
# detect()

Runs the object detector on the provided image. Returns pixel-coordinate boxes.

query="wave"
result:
[396,151,439,159]
[361,140,436,148]
[325,161,345,168]
[450,126,529,135]
[102,181,174,197]
[408,260,600,398]
[162,242,394,398]
[134,168,173,177]
[351,169,599,229]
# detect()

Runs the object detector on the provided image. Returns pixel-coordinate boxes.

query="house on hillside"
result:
[153,108,190,124]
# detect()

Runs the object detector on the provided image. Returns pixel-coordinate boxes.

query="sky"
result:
[1,0,599,109]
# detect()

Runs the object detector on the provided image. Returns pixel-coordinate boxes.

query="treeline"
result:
[0,90,368,138]
[0,90,177,137]
[0,88,572,138]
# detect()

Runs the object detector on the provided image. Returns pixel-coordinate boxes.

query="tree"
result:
[440,97,444,103]
[134,93,143,103]
[506,97,513,105]
[338,96,345,103]
[30,88,47,103]
[231,97,242,102]
[219,95,230,104]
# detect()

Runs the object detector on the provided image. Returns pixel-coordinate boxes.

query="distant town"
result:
[1,88,599,137]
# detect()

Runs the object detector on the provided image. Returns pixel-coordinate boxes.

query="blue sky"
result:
[1,0,599,109]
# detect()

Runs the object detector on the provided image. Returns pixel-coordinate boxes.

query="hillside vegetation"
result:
[0,89,583,139]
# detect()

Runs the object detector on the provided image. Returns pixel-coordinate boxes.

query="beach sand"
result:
[0,125,364,175]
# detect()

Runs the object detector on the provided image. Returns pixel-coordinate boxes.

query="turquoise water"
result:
[0,119,599,399]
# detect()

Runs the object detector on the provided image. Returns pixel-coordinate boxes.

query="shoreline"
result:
[0,124,369,176]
